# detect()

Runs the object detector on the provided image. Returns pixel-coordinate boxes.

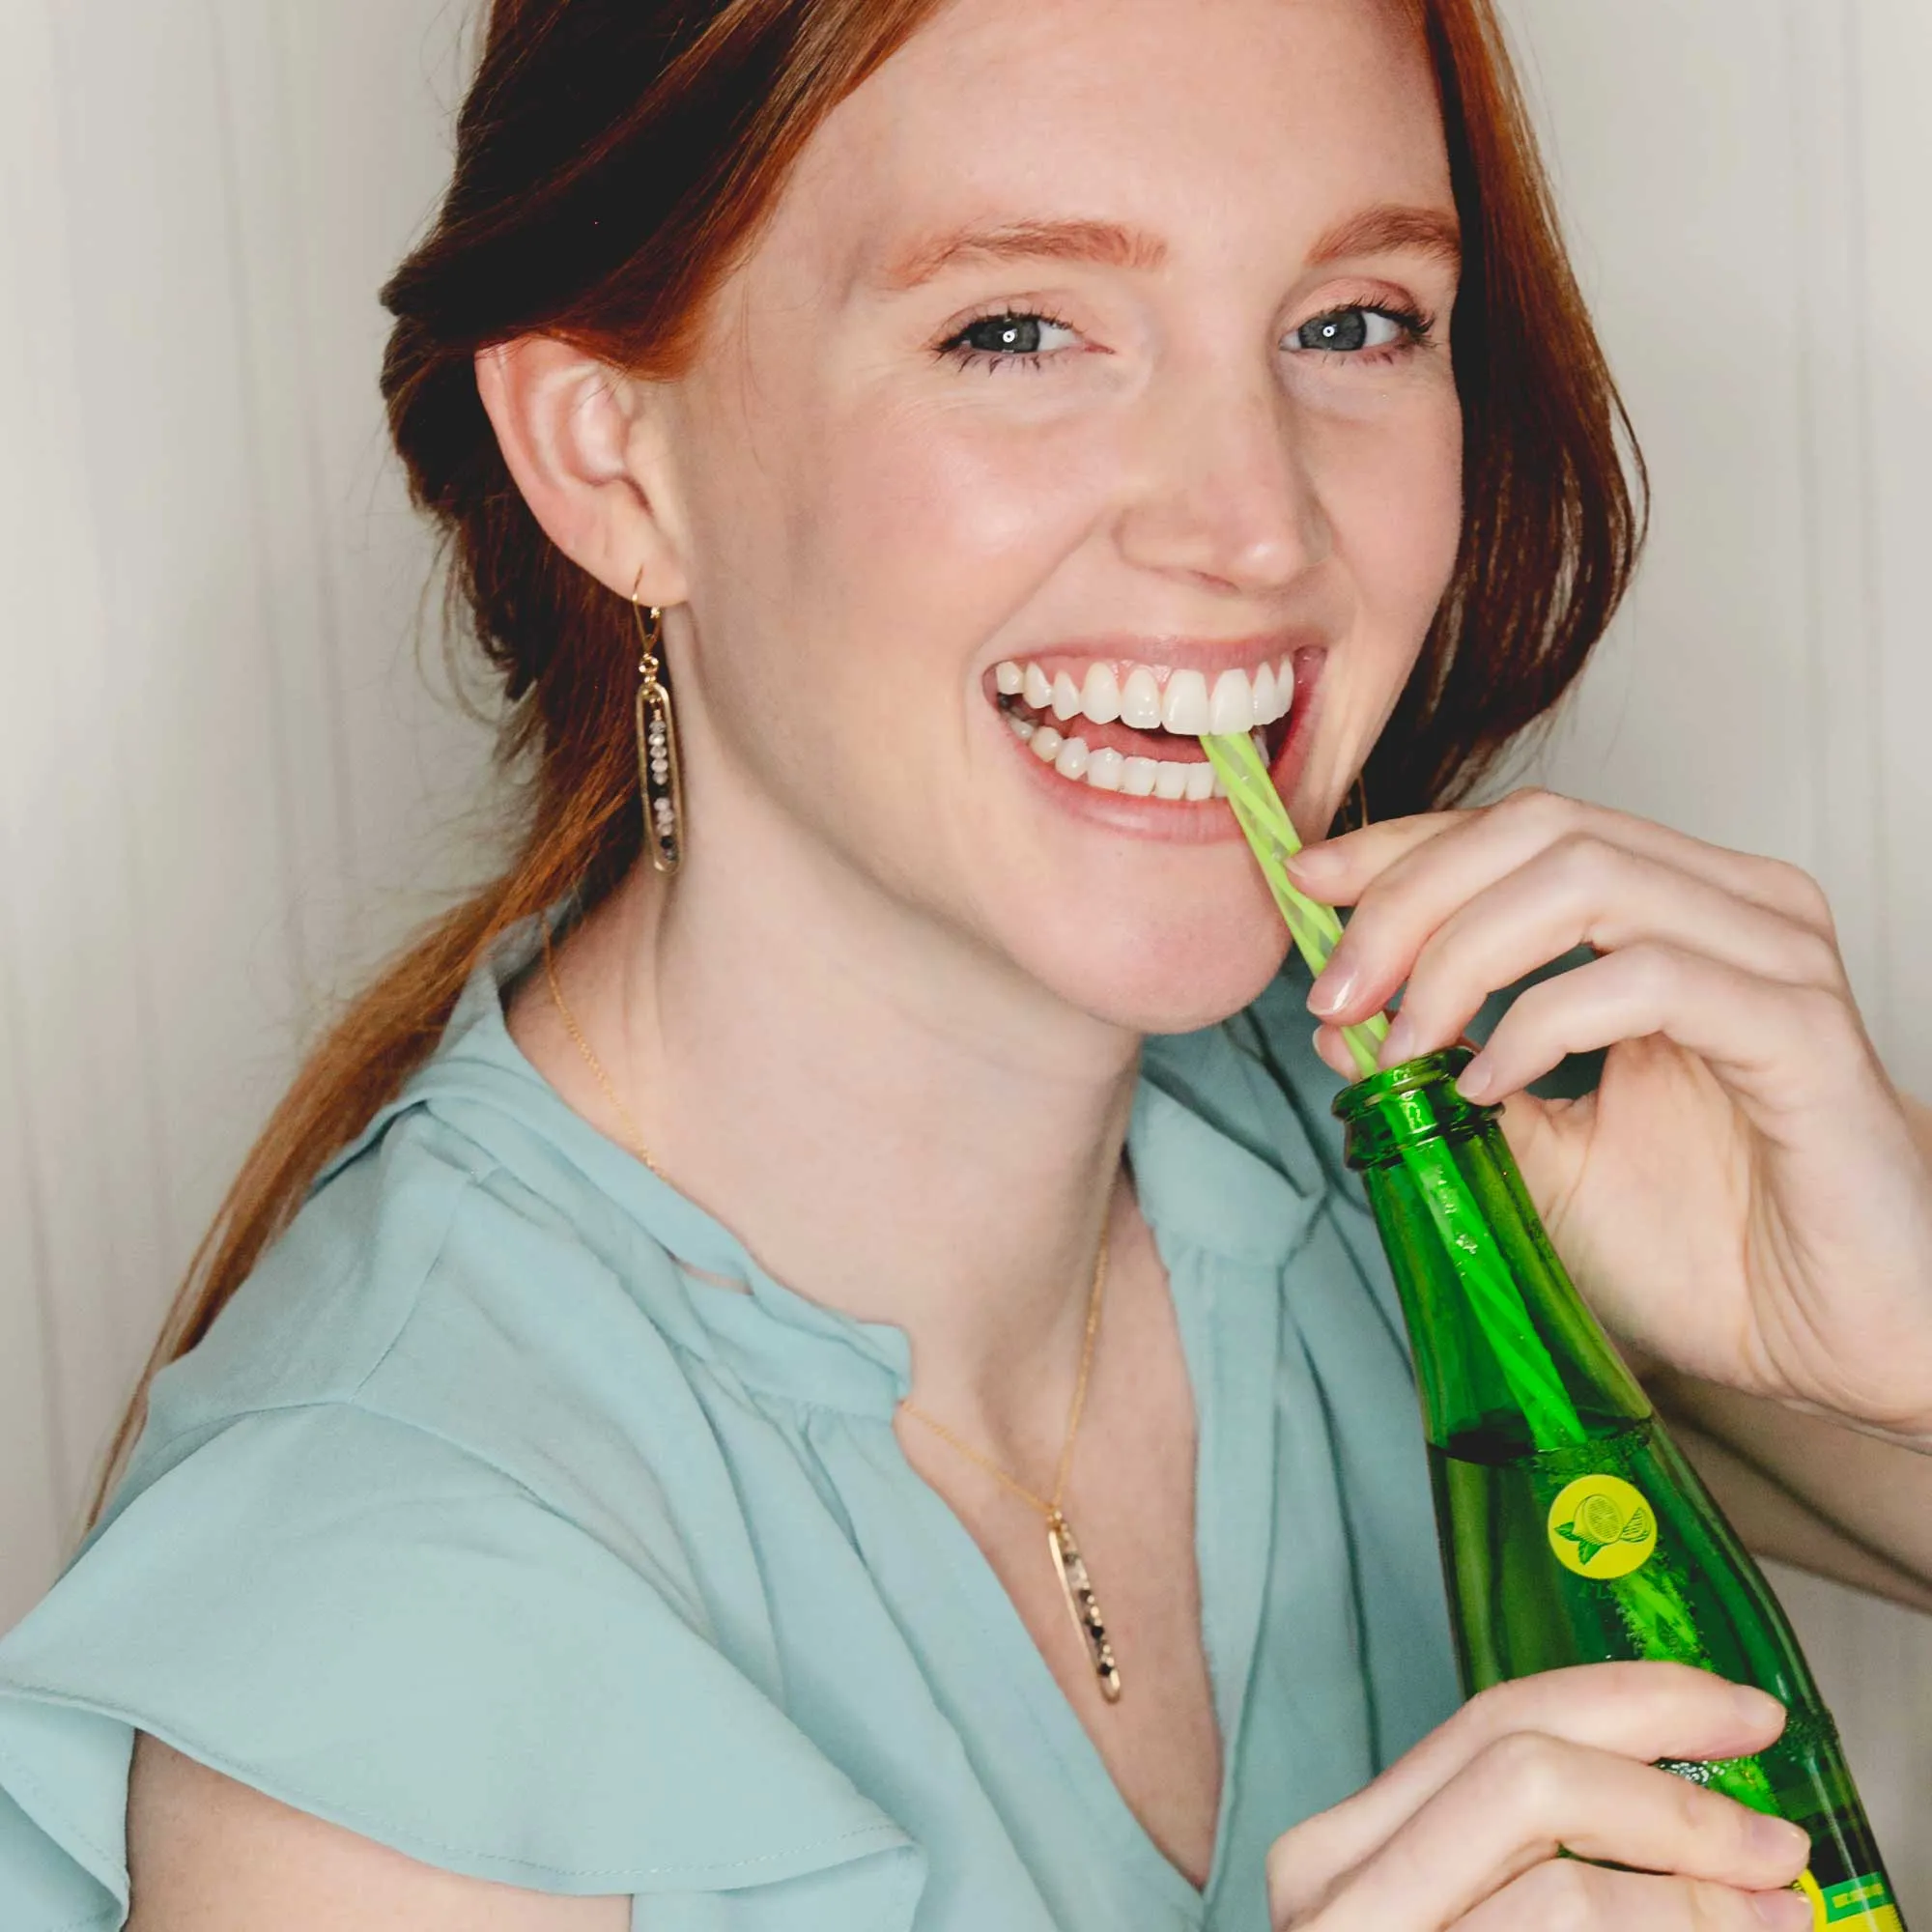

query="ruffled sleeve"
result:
[0,1401,923,1929]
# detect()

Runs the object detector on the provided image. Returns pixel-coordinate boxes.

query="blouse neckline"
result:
[307,914,1338,1911]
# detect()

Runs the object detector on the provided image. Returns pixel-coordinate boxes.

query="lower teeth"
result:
[1009,710,1227,800]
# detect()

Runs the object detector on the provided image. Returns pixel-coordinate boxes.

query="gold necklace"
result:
[899,1230,1122,1705]
[543,922,1122,1703]
[542,923,665,1178]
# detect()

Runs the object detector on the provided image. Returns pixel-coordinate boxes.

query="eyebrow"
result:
[1307,203,1463,270]
[876,201,1461,292]
[879,218,1169,290]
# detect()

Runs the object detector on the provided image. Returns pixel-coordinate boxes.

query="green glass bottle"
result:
[1334,1049,1906,1932]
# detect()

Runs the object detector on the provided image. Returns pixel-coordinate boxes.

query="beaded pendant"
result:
[1048,1509,1122,1702]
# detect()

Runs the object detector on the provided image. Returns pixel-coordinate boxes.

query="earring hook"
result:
[628,575,681,874]
[629,573,665,685]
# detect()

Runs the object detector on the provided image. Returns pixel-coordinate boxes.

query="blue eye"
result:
[941,310,1081,369]
[962,315,1048,355]
[1291,305,1423,355]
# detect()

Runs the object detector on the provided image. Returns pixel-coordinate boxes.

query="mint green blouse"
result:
[0,919,1457,1930]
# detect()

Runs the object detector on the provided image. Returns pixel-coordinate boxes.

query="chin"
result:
[1002,883,1294,1038]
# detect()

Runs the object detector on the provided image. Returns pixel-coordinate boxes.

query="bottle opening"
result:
[1332,1046,1501,1167]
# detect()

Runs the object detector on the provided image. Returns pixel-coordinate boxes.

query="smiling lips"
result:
[992,652,1297,800]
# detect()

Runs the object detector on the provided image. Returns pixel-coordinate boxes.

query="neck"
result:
[542,807,1143,1432]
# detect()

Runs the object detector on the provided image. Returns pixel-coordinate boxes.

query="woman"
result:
[2,0,1927,1924]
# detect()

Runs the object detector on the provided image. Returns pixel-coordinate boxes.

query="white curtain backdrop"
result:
[1,0,496,1601]
[2,0,1927,1910]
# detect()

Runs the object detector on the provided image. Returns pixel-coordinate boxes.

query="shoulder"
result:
[124,1094,709,1566]
[2,1376,916,1920]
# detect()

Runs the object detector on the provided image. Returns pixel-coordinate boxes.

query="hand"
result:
[1266,1663,1812,1930]
[1290,789,1932,1446]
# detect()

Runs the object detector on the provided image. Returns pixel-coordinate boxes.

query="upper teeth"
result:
[994,656,1293,736]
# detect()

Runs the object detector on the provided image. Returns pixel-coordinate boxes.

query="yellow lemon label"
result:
[1802,1870,1829,1928]
[1547,1474,1657,1578]
[1800,1869,1902,1928]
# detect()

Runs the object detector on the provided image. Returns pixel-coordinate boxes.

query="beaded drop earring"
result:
[633,590,683,874]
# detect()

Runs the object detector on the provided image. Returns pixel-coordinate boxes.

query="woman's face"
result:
[655,0,1463,1033]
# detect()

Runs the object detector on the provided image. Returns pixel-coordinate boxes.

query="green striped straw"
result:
[1201,732,1390,1076]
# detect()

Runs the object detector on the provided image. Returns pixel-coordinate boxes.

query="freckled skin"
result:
[656,0,1463,1036]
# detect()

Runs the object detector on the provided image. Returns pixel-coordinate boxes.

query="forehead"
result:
[769,0,1451,294]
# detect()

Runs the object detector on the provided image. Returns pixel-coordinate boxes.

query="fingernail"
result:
[1455,1054,1495,1101]
[1731,1685,1788,1735]
[1283,842,1345,881]
[1378,1015,1416,1067]
[1746,1812,1810,1862]
[1308,967,1356,1018]
[1750,1887,1813,1928]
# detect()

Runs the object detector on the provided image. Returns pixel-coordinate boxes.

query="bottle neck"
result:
[1334,1048,1501,1164]
[1335,1052,1650,1455]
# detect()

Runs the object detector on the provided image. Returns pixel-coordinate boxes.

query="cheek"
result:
[1287,383,1463,814]
[1313,385,1464,625]
[796,398,1116,639]
[689,377,1113,711]
[665,367,1124,898]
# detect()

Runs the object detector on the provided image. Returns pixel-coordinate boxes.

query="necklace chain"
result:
[545,921,1107,1509]
[900,1210,1123,1701]
[542,918,1123,1698]
[897,1230,1108,1524]
[543,923,664,1179]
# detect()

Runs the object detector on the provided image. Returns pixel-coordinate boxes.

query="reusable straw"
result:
[1200,733,1390,1077]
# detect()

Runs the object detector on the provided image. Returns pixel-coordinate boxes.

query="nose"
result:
[1113,358,1332,597]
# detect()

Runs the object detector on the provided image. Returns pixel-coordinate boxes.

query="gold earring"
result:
[633,593,684,874]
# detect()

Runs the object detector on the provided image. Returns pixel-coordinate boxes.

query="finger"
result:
[1296,789,1838,934]
[1293,791,1838,1025]
[1456,942,1879,1117]
[1378,838,1846,1069]
[1265,1665,1785,1920]
[1312,1023,1361,1081]
[1452,1861,1813,1932]
[1287,811,1463,900]
[1304,1735,1810,1929]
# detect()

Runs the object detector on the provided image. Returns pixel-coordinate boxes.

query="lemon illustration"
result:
[1548,1475,1659,1579]
[1577,1494,1624,1545]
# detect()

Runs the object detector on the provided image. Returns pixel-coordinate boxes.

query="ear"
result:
[474,338,690,607]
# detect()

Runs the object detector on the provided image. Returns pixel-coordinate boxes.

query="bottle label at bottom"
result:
[1801,1869,1903,1929]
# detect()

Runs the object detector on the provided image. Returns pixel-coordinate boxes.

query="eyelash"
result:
[1304,299,1436,360]
[934,298,1437,375]
[937,305,1082,376]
